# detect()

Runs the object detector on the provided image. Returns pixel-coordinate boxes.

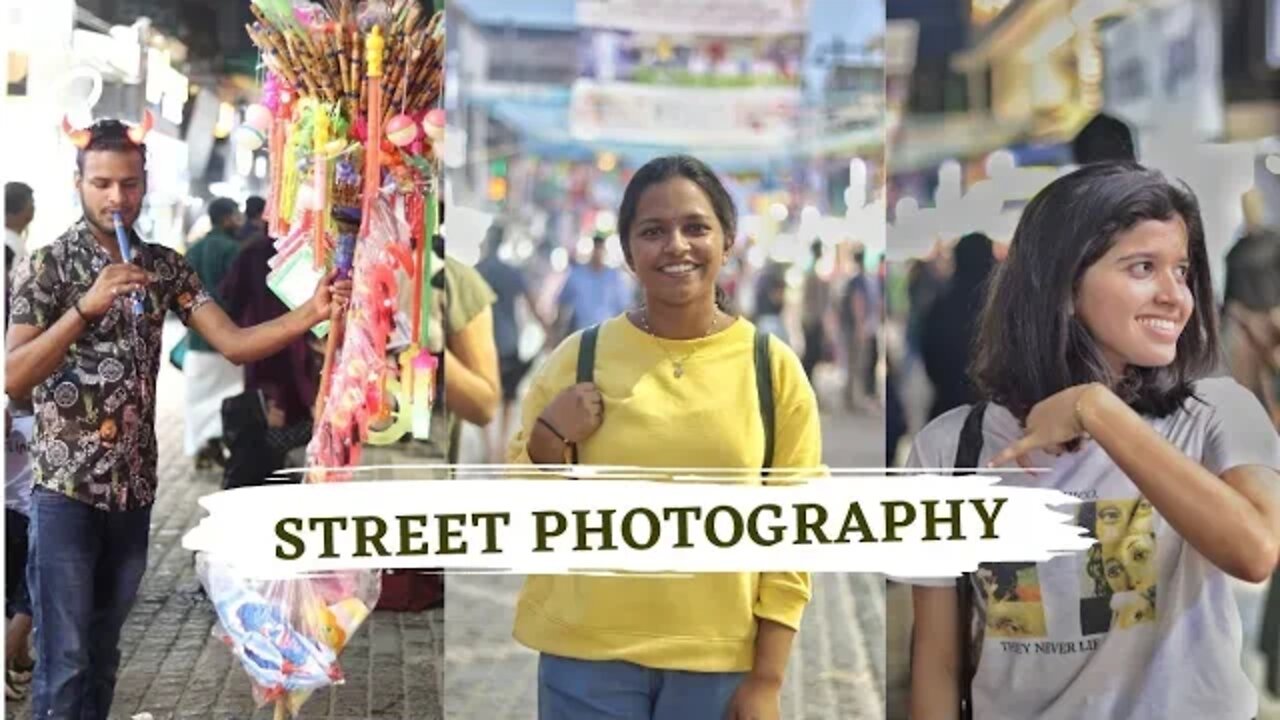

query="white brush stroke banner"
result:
[181,470,1093,579]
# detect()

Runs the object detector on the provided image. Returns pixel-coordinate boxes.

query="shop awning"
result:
[475,93,883,172]
[453,0,577,32]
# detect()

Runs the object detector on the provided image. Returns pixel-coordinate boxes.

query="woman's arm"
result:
[445,306,501,427]
[725,619,795,720]
[909,585,962,720]
[992,383,1280,582]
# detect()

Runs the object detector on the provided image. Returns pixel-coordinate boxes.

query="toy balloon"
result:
[386,114,418,147]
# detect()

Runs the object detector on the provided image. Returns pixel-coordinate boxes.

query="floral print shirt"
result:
[8,220,211,511]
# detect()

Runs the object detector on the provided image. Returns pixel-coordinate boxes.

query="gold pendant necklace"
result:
[639,309,719,379]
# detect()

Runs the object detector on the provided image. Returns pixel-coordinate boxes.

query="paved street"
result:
[446,363,888,719]
[8,323,444,720]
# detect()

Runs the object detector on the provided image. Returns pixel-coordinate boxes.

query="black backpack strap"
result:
[577,325,599,384]
[953,400,987,720]
[570,325,600,464]
[953,401,987,473]
[754,329,775,470]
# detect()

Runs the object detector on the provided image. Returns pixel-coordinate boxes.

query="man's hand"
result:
[724,673,782,720]
[308,270,353,323]
[80,264,150,319]
[266,399,286,429]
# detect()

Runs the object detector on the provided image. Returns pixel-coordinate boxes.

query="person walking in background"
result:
[238,195,268,243]
[552,233,631,343]
[800,239,830,381]
[4,185,35,700]
[219,199,321,487]
[5,118,350,719]
[753,266,791,347]
[182,198,246,469]
[921,232,996,420]
[864,256,883,402]
[1220,225,1280,697]
[476,221,549,463]
[220,196,317,432]
[1222,227,1280,425]
[841,246,875,412]
[904,256,943,378]
[4,407,35,702]
[6,182,34,265]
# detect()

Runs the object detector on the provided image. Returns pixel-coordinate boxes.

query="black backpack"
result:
[572,324,776,470]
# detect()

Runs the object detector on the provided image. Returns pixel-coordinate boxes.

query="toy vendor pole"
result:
[315,26,383,423]
[360,25,385,235]
[312,108,331,269]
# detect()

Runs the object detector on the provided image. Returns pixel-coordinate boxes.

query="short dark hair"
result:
[208,197,240,227]
[244,196,266,221]
[5,182,33,217]
[953,232,995,282]
[971,161,1218,421]
[483,220,506,255]
[75,120,147,175]
[1072,113,1136,165]
[616,154,738,312]
[1224,229,1280,312]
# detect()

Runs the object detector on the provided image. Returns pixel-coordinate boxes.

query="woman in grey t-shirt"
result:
[906,162,1280,720]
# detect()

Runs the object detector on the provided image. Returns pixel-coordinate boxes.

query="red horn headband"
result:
[62,110,155,148]
[62,115,92,149]
[127,109,154,144]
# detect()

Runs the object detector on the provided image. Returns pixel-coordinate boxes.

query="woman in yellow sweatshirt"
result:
[506,155,821,720]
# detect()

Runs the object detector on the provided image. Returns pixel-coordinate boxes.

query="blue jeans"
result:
[538,653,745,720]
[27,488,151,720]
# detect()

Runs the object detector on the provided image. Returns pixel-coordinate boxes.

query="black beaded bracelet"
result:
[72,299,91,324]
[536,416,569,445]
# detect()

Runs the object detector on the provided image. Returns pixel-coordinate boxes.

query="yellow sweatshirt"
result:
[508,315,821,672]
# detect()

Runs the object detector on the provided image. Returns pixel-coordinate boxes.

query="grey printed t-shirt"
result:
[901,377,1279,720]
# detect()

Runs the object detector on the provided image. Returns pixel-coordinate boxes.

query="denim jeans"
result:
[27,487,151,720]
[538,653,745,720]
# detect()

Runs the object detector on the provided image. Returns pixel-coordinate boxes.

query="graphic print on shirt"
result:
[976,561,1047,638]
[1076,498,1157,635]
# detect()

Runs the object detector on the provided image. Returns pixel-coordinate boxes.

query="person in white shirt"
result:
[5,182,33,264]
[905,162,1280,720]
[3,181,35,700]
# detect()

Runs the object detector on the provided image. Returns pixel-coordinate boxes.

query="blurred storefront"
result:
[4,0,80,248]
[449,0,886,274]
[3,2,193,250]
[889,0,1280,273]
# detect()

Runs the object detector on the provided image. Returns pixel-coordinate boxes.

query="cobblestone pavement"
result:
[445,364,888,719]
[8,324,444,720]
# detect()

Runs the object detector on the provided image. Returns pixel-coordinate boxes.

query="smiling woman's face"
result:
[1075,217,1195,375]
[625,177,729,311]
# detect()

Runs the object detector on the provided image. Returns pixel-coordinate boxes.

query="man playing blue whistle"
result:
[4,114,352,720]
[111,212,145,316]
